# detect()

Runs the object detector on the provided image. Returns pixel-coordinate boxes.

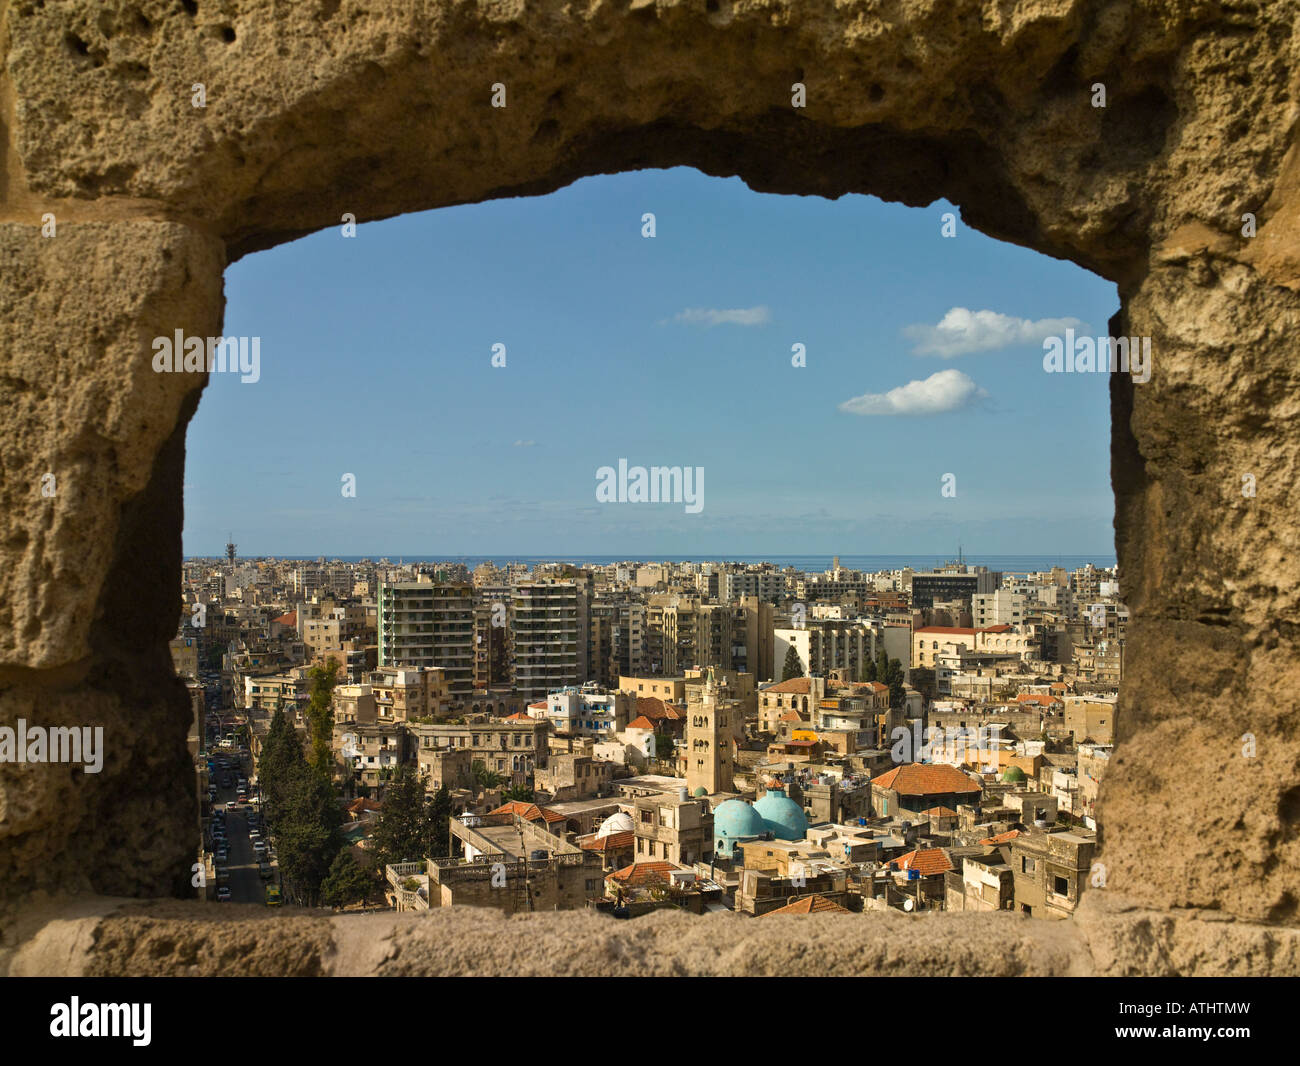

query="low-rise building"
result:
[1009,827,1097,919]
[633,788,715,866]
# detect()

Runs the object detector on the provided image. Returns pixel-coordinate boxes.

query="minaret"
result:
[686,667,734,795]
[225,533,237,568]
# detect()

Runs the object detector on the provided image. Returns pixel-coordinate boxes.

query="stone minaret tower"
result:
[686,667,735,795]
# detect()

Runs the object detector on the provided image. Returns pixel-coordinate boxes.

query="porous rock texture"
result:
[1,0,1298,974]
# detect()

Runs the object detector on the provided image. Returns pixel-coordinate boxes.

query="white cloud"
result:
[904,307,1084,357]
[839,369,988,416]
[670,306,771,327]
[513,440,535,448]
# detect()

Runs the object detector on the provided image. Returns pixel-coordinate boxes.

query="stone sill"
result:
[4,894,1297,977]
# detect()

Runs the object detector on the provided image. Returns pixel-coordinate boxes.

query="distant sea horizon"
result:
[184,553,1118,573]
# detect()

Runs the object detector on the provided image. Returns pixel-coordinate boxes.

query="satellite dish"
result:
[903,898,915,912]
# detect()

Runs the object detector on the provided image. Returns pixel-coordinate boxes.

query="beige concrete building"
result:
[170,635,199,678]
[1009,827,1098,919]
[535,751,614,801]
[1064,694,1117,744]
[414,744,475,793]
[619,675,686,702]
[407,716,549,781]
[368,666,451,722]
[912,624,1035,668]
[633,789,714,866]
[388,810,605,913]
[333,683,377,725]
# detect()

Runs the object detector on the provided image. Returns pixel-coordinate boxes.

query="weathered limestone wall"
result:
[1,0,1298,972]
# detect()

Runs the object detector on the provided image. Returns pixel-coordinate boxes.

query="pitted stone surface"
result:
[5,894,1298,977]
[1,0,1298,963]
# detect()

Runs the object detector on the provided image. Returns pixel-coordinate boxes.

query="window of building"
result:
[1054,875,1069,897]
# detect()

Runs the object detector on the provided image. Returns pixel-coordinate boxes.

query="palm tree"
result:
[471,759,503,790]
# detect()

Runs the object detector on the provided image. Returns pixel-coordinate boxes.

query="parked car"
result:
[253,841,267,857]
[216,886,231,901]
[259,861,273,880]
[264,884,281,907]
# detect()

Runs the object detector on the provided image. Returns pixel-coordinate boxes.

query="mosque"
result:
[710,783,809,859]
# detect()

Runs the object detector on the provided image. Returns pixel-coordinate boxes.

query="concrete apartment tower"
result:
[686,667,735,795]
[511,580,590,700]
[377,579,475,698]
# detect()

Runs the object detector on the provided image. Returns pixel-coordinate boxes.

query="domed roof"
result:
[596,811,634,838]
[755,786,809,841]
[713,799,766,841]
[693,786,708,797]
[1001,766,1026,783]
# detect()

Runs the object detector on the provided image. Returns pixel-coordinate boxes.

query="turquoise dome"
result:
[712,799,765,858]
[755,786,809,841]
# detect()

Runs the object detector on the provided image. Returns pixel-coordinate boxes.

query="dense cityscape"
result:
[179,550,1123,918]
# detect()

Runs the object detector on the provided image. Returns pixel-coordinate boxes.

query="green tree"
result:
[274,760,344,907]
[306,659,341,778]
[259,708,305,829]
[500,782,535,803]
[320,848,377,909]
[652,729,675,762]
[429,784,452,858]
[371,764,440,868]
[781,645,804,681]
[859,656,878,683]
[884,656,906,708]
[875,645,890,683]
[472,759,503,791]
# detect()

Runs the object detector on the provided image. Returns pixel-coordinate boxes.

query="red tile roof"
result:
[890,847,954,876]
[764,678,814,694]
[778,710,805,723]
[636,697,684,721]
[607,861,678,886]
[922,806,958,817]
[763,894,851,916]
[1016,694,1058,706]
[871,763,982,796]
[503,712,532,720]
[273,611,297,627]
[579,831,634,852]
[980,829,1023,845]
[489,801,566,825]
[626,715,655,730]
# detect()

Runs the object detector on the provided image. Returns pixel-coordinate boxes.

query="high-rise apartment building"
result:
[511,581,589,700]
[772,619,877,681]
[646,595,737,676]
[377,580,475,697]
[972,590,1029,628]
[472,602,512,692]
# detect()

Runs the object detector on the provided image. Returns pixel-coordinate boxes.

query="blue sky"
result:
[183,166,1119,558]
